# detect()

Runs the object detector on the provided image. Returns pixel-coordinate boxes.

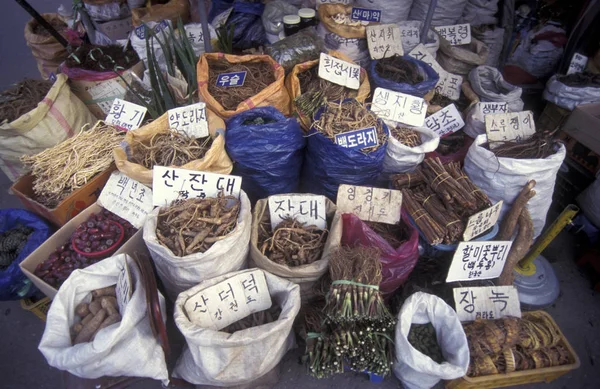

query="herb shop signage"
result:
[453,285,521,321]
[105,98,147,131]
[268,194,327,230]
[366,24,403,60]
[446,241,512,282]
[371,87,426,127]
[318,53,361,90]
[336,184,403,225]
[98,171,154,229]
[424,104,465,137]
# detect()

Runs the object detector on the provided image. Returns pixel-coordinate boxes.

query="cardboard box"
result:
[20,203,148,299]
[561,103,600,174]
[11,167,115,227]
[95,17,133,41]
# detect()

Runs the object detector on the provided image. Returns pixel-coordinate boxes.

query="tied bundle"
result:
[486,130,558,159]
[129,130,213,169]
[0,79,52,124]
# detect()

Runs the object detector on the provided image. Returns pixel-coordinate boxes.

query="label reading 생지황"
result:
[485,111,536,147]
[167,102,209,139]
[336,184,403,225]
[318,53,361,90]
[453,285,521,322]
[366,24,403,60]
[216,71,246,87]
[350,7,381,23]
[371,87,427,127]
[567,53,588,75]
[152,166,242,206]
[116,258,133,314]
[105,98,147,131]
[477,102,508,121]
[463,201,503,241]
[399,26,420,52]
[335,127,379,150]
[435,72,463,101]
[98,171,154,229]
[425,104,465,137]
[268,194,327,230]
[184,269,272,331]
[88,79,127,114]
[434,23,471,46]
[446,240,513,282]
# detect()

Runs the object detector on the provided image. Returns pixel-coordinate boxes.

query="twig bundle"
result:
[258,217,328,267]
[390,126,422,147]
[207,59,275,110]
[487,131,558,159]
[0,79,52,124]
[21,123,124,208]
[130,130,213,169]
[156,195,240,256]
[375,55,424,84]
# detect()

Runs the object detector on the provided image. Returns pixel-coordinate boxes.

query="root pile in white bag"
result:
[382,125,440,176]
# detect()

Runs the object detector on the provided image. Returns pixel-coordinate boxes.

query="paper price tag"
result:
[476,102,508,121]
[116,258,133,314]
[336,184,403,225]
[318,53,361,90]
[211,7,233,29]
[215,71,246,87]
[366,24,403,60]
[184,269,272,331]
[105,98,147,131]
[399,26,420,52]
[567,53,588,75]
[98,171,154,229]
[463,201,503,241]
[350,7,382,23]
[446,240,512,282]
[435,72,463,101]
[335,127,379,150]
[434,24,471,46]
[485,111,536,147]
[167,102,209,139]
[453,285,521,322]
[371,87,427,127]
[268,194,327,230]
[152,166,242,206]
[425,104,465,137]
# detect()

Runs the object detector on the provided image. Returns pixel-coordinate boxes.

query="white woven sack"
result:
[543,75,600,111]
[409,0,468,26]
[356,0,413,23]
[383,125,440,175]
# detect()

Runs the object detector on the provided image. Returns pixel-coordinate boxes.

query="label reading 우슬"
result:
[485,111,536,147]
[335,127,379,150]
[371,87,427,127]
[463,201,503,241]
[318,53,361,90]
[216,71,246,87]
[424,104,465,137]
[453,285,521,322]
[434,24,471,46]
[167,102,209,139]
[105,98,147,131]
[446,240,512,282]
[350,7,382,23]
[268,194,327,230]
[336,184,403,225]
[98,171,154,229]
[366,24,403,60]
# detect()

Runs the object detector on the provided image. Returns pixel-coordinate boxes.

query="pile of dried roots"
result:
[130,130,213,169]
[375,55,424,84]
[390,126,422,147]
[487,131,558,159]
[436,131,465,156]
[156,195,240,256]
[365,221,407,248]
[222,305,281,333]
[0,79,52,124]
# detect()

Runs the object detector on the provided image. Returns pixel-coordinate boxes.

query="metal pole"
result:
[420,0,439,44]
[197,0,213,53]
[15,0,69,47]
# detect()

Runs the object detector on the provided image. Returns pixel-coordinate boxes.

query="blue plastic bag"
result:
[301,99,389,200]
[227,1,267,50]
[0,209,52,301]
[226,107,306,203]
[368,55,439,97]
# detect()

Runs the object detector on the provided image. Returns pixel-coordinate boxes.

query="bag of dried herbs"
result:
[382,124,440,178]
[369,55,440,98]
[249,194,342,302]
[301,99,389,200]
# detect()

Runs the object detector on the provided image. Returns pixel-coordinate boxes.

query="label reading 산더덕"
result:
[318,53,361,90]
[336,184,403,225]
[268,194,327,230]
[446,240,513,282]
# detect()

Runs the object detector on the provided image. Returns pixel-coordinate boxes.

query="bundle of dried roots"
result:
[0,79,52,124]
[487,131,558,159]
[129,130,213,169]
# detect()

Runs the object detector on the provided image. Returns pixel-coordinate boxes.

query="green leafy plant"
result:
[216,23,235,54]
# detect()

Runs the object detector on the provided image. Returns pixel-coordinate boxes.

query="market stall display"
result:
[369,55,440,98]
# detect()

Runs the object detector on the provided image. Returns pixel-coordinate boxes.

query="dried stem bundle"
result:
[488,131,558,159]
[0,79,52,124]
[130,130,212,169]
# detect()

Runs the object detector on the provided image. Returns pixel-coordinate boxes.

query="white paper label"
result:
[152,166,242,206]
[115,259,133,314]
[463,201,503,241]
[434,24,471,45]
[408,44,445,76]
[446,240,512,282]
[336,184,403,225]
[366,24,403,60]
[318,53,361,90]
[105,98,147,131]
[98,171,154,229]
[184,269,272,331]
[424,104,465,137]
[476,102,508,121]
[567,53,588,75]
[435,72,463,100]
[185,24,205,45]
[399,26,420,52]
[268,194,327,230]
[371,87,427,127]
[454,286,521,322]
[167,102,209,138]
[485,111,536,147]
[88,80,127,114]
[211,7,233,29]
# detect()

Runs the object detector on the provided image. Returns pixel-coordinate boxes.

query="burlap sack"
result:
[436,36,489,76]
[24,14,69,80]
[285,51,371,131]
[0,74,95,181]
[318,4,367,39]
[113,109,232,187]
[131,0,190,26]
[198,53,290,119]
[249,195,342,301]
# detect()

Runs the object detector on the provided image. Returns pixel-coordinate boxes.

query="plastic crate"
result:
[20,296,51,322]
[444,311,580,389]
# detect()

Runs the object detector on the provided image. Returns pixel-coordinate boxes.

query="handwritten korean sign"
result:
[116,258,133,314]
[318,53,361,90]
[98,171,154,229]
[336,184,403,225]
[435,72,463,100]
[446,240,512,282]
[350,7,381,23]
[167,102,209,139]
[425,104,465,137]
[185,24,205,46]
[105,98,147,131]
[152,167,242,206]
[184,269,272,330]
[366,24,403,60]
[476,102,508,121]
[408,44,445,76]
[268,194,327,230]
[453,286,521,322]
[485,111,536,147]
[567,53,588,75]
[434,24,471,46]
[371,87,427,127]
[216,71,246,87]
[335,127,379,150]
[463,201,503,241]
[399,25,420,52]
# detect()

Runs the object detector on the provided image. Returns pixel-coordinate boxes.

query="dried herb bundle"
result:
[65,43,139,72]
[313,99,387,152]
[21,123,124,208]
[487,131,557,159]
[0,79,52,124]
[408,323,444,363]
[130,130,213,169]
[258,217,328,267]
[156,195,240,256]
[556,71,600,87]
[365,221,407,248]
[221,305,281,333]
[375,55,424,84]
[207,59,275,110]
[390,126,422,147]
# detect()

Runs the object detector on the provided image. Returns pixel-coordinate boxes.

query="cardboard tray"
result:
[20,203,148,299]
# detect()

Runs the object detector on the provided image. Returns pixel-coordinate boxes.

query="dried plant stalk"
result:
[391,168,426,189]
[130,130,212,169]
[488,131,557,159]
[402,188,445,245]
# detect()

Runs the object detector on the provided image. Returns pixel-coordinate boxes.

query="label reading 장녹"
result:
[453,285,521,322]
